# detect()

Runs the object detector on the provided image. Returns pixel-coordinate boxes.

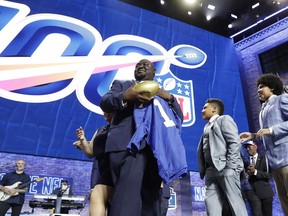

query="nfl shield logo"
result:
[155,71,195,127]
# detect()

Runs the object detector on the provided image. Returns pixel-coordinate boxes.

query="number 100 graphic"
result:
[0,1,207,127]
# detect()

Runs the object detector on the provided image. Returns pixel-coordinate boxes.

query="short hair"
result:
[61,179,68,184]
[16,158,26,165]
[257,73,284,95]
[206,98,224,116]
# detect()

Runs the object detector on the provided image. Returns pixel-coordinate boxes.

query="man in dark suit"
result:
[100,59,183,216]
[240,146,262,216]
[243,140,273,216]
[197,98,247,215]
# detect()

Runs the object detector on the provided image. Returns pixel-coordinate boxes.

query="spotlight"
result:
[184,0,196,4]
[207,4,215,10]
[252,3,260,9]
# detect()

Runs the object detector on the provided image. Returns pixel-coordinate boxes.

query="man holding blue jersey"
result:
[100,59,183,216]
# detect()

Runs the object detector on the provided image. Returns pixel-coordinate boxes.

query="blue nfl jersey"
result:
[127,96,188,184]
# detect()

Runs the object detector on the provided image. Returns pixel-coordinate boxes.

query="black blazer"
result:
[100,79,183,152]
[248,155,273,199]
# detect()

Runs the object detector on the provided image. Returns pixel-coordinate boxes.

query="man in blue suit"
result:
[197,98,247,216]
[240,73,288,215]
[100,59,183,216]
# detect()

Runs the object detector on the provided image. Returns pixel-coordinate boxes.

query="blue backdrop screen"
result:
[0,0,248,171]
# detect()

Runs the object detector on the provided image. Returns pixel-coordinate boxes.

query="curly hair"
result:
[206,98,224,116]
[257,73,284,95]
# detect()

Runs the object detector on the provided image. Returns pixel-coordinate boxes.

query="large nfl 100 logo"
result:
[0,1,207,127]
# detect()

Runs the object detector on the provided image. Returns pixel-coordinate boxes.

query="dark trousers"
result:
[0,202,23,216]
[159,184,170,216]
[159,196,169,216]
[141,147,162,216]
[242,190,273,216]
[109,146,161,216]
[260,197,273,216]
[242,190,262,216]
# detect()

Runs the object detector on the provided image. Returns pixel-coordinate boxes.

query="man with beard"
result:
[100,59,183,216]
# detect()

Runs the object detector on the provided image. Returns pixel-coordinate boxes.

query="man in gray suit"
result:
[197,98,247,216]
[240,73,288,215]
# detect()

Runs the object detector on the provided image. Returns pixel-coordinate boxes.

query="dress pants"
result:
[109,146,161,216]
[205,167,248,216]
[242,189,262,216]
[141,147,161,216]
[260,197,273,216]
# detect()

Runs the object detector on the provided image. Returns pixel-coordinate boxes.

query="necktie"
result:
[251,157,256,166]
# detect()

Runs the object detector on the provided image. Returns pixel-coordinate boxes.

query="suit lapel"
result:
[255,156,261,169]
[261,96,276,124]
[209,116,218,129]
